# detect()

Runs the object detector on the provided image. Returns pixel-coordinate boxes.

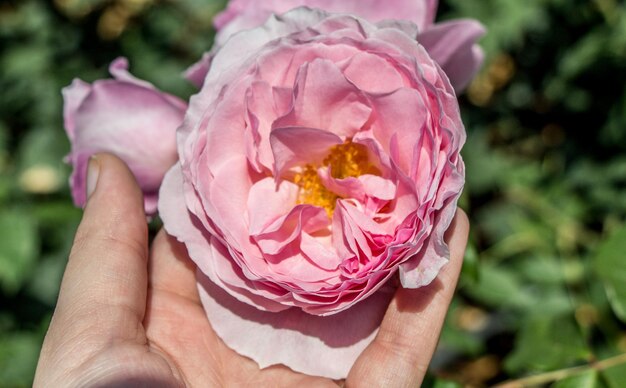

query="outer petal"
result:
[399,158,465,287]
[108,57,153,89]
[214,0,439,37]
[63,57,186,214]
[184,52,212,88]
[159,165,290,312]
[188,1,442,89]
[197,270,393,379]
[178,8,329,147]
[62,79,91,141]
[418,19,486,92]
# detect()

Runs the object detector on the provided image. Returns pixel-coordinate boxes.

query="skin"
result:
[34,153,469,387]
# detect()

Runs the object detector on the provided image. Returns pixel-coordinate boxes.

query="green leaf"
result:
[440,321,484,356]
[463,263,534,309]
[460,242,480,283]
[0,332,41,386]
[27,253,67,306]
[602,359,626,388]
[432,379,462,388]
[505,315,591,373]
[594,224,626,323]
[2,44,50,79]
[552,370,600,388]
[0,208,39,294]
[518,255,564,285]
[0,175,12,204]
[0,121,7,152]
[18,127,68,171]
[557,30,606,81]
[422,375,463,388]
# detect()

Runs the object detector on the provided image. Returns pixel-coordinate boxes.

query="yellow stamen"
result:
[291,140,380,217]
[324,141,380,179]
[293,164,338,217]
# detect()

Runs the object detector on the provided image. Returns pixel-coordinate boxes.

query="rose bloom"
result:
[186,0,484,93]
[63,58,186,215]
[159,7,472,378]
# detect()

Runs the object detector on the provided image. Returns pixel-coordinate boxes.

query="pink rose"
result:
[186,0,484,92]
[63,58,187,215]
[160,8,467,378]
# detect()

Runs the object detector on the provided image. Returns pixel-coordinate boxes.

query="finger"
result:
[148,230,199,303]
[347,209,469,387]
[52,153,149,340]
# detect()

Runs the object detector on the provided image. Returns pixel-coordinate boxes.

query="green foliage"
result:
[463,263,535,310]
[552,370,602,388]
[0,331,43,387]
[1,0,626,385]
[594,225,626,323]
[603,362,626,388]
[0,208,39,294]
[505,314,590,373]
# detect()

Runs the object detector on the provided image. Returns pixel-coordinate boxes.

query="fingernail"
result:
[86,155,100,200]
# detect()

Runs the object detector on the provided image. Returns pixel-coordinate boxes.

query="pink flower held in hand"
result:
[63,57,187,215]
[186,0,484,93]
[160,8,468,379]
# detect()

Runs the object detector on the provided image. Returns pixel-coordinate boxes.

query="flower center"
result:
[293,165,337,216]
[292,141,379,217]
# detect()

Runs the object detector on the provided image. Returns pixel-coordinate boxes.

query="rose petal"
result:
[207,155,254,251]
[184,52,212,88]
[270,127,342,176]
[398,161,464,287]
[253,205,329,255]
[359,174,397,201]
[370,88,430,176]
[108,57,153,89]
[72,81,183,190]
[197,271,393,379]
[341,51,405,94]
[273,58,372,138]
[62,79,91,142]
[248,177,299,236]
[300,232,341,271]
[245,81,285,171]
[64,58,186,214]
[160,165,290,311]
[418,19,486,92]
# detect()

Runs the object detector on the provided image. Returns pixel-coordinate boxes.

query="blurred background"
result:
[1,0,625,386]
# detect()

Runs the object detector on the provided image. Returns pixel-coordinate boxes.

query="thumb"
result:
[44,153,149,350]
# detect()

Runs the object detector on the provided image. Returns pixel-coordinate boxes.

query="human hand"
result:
[34,153,469,387]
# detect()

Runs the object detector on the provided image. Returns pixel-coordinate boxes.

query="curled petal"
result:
[270,127,342,176]
[418,19,486,92]
[63,58,186,214]
[273,59,372,139]
[184,52,212,88]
